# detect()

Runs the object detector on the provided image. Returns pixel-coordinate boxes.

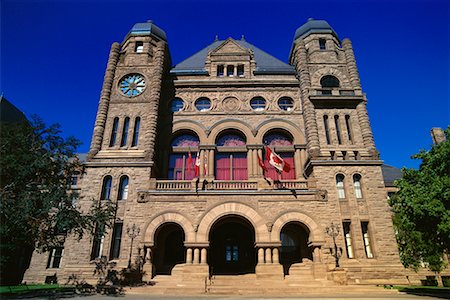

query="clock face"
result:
[119,74,146,97]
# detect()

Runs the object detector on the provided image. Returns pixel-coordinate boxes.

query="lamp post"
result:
[325,222,341,268]
[127,224,140,269]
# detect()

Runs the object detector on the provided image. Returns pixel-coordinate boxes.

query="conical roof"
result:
[293,18,339,41]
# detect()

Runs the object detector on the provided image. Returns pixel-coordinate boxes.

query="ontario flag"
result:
[187,151,193,172]
[265,146,290,173]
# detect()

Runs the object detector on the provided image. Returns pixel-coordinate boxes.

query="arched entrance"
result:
[208,215,256,275]
[153,222,185,275]
[280,222,312,275]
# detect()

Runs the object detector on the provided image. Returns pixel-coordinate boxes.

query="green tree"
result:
[389,126,450,272]
[0,116,115,285]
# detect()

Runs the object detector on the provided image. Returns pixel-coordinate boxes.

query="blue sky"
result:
[1,0,448,169]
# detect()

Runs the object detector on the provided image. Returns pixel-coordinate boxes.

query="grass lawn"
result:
[391,285,450,297]
[0,284,68,294]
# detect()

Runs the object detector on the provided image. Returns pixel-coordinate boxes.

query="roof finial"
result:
[214,35,218,41]
[147,20,153,23]
[241,35,245,41]
[308,17,314,21]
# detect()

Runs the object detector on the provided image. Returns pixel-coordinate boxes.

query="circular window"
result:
[195,97,211,111]
[171,98,184,112]
[119,73,146,97]
[250,97,266,111]
[278,97,294,111]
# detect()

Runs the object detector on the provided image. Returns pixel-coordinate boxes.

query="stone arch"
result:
[207,119,255,144]
[255,119,306,145]
[271,211,324,243]
[197,202,269,243]
[143,211,195,245]
[310,67,351,89]
[172,120,208,144]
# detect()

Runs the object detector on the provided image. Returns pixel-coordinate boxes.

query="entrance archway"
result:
[208,215,256,275]
[280,222,312,275]
[153,222,185,275]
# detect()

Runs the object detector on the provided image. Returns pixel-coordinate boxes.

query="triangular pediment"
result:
[210,38,250,56]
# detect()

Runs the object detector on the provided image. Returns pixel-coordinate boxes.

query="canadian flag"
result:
[265,146,290,173]
[194,152,201,177]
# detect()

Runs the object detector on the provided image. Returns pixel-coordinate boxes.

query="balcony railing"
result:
[151,179,309,191]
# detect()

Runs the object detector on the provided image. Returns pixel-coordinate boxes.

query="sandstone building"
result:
[24,19,432,290]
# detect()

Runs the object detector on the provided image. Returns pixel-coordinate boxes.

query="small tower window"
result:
[195,97,212,111]
[353,174,363,199]
[217,65,224,77]
[237,65,244,77]
[321,75,340,88]
[345,115,353,143]
[227,65,234,77]
[319,39,326,50]
[135,41,144,53]
[323,115,331,144]
[334,115,342,144]
[131,117,140,147]
[100,176,112,200]
[109,117,119,147]
[120,117,130,147]
[117,175,129,200]
[336,174,346,199]
[278,97,294,111]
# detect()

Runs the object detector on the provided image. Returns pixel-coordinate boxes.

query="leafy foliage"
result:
[0,115,115,283]
[389,126,450,272]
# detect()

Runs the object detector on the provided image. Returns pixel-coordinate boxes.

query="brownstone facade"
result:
[23,19,447,288]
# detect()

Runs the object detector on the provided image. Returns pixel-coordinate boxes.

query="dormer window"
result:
[237,65,244,77]
[319,39,326,50]
[227,65,234,77]
[217,65,224,77]
[135,41,144,53]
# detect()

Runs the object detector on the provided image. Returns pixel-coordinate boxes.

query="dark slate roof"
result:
[171,39,296,75]
[381,164,403,187]
[0,96,27,124]
[125,20,167,41]
[294,18,339,41]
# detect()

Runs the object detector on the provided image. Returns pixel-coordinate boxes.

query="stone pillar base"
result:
[329,267,348,285]
[256,264,284,280]
[173,264,209,280]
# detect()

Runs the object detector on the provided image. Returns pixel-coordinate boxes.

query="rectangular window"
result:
[237,65,244,77]
[323,115,331,144]
[217,65,224,77]
[109,223,123,260]
[168,153,196,180]
[343,222,354,258]
[319,39,326,50]
[345,115,353,144]
[361,222,374,258]
[215,153,248,180]
[47,247,64,268]
[135,41,144,53]
[334,115,342,144]
[227,65,234,77]
[90,225,105,260]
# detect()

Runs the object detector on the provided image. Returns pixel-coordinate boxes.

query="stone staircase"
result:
[129,273,401,296]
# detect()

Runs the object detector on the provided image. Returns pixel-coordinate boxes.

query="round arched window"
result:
[278,97,294,111]
[216,131,246,147]
[195,97,211,111]
[171,133,200,147]
[320,75,340,88]
[263,130,294,146]
[250,97,266,111]
[171,98,184,112]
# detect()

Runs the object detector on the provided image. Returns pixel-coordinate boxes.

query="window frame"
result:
[336,174,346,199]
[250,97,266,111]
[47,247,64,269]
[195,98,212,112]
[109,117,119,147]
[342,221,354,259]
[353,174,363,199]
[278,97,294,111]
[131,117,140,147]
[120,117,130,147]
[361,221,374,258]
[109,223,123,260]
[117,175,129,200]
[100,176,113,200]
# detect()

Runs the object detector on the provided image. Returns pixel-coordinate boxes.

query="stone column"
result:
[294,147,302,179]
[258,248,265,264]
[291,41,320,158]
[142,246,153,281]
[257,149,263,176]
[208,149,214,177]
[356,101,377,158]
[193,248,200,264]
[199,150,205,178]
[342,39,361,89]
[265,248,272,264]
[247,148,253,178]
[272,248,279,264]
[200,248,207,264]
[186,248,193,264]
[89,42,121,158]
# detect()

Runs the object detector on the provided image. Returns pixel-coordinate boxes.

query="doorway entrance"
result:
[280,222,312,275]
[153,222,185,275]
[208,215,256,275]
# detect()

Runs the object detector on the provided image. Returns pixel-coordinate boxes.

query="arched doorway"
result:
[280,222,312,275]
[208,215,256,275]
[153,222,185,275]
